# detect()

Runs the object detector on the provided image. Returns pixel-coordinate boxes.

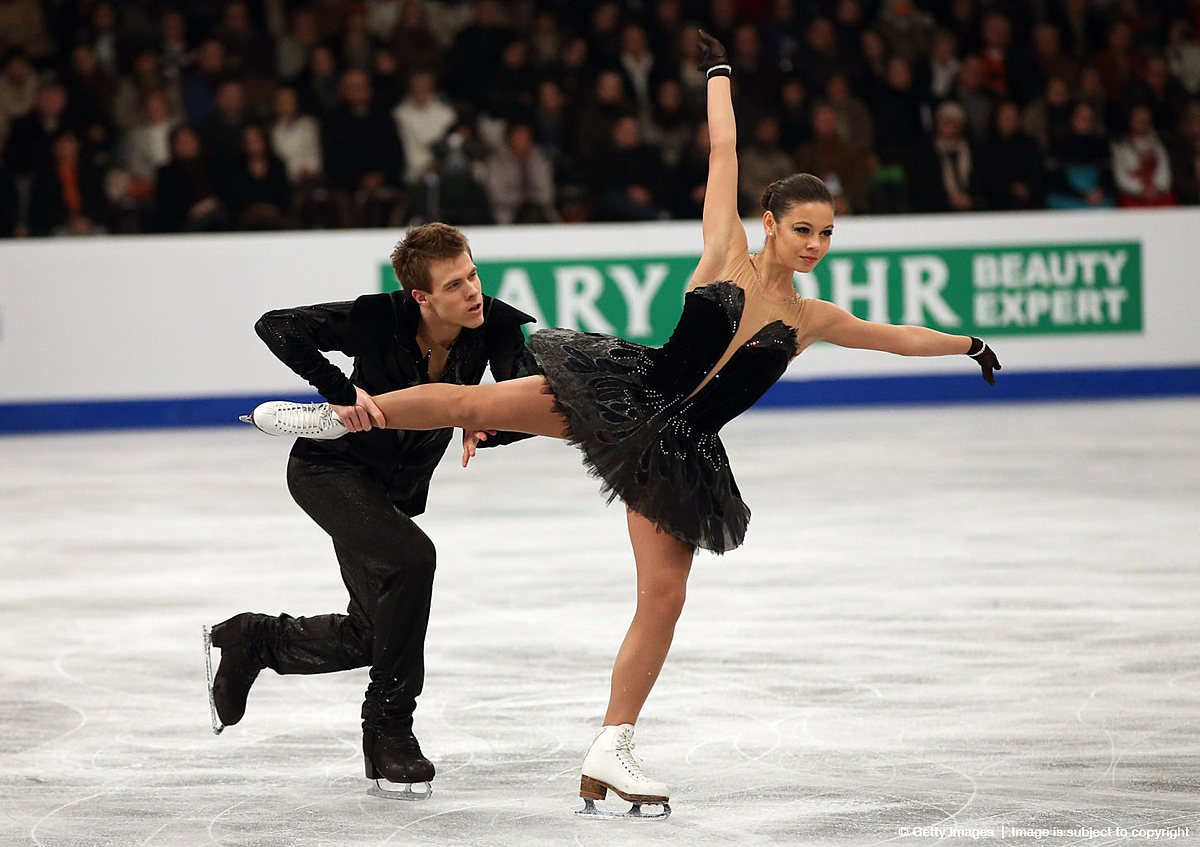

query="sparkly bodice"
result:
[526,253,811,553]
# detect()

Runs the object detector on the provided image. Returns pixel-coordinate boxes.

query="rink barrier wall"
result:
[1,208,1198,434]
[1,366,1196,435]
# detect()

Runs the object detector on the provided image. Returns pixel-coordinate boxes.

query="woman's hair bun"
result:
[761,180,779,210]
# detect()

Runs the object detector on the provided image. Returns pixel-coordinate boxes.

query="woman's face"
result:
[768,201,835,273]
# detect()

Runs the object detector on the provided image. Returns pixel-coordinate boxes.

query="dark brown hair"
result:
[761,173,834,217]
[390,222,472,292]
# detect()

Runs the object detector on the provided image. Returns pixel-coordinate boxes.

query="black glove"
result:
[697,29,731,78]
[967,337,1001,386]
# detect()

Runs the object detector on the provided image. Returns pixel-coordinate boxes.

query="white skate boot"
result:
[577,724,671,820]
[240,401,349,440]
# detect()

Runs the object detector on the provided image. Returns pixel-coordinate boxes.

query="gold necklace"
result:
[751,255,803,305]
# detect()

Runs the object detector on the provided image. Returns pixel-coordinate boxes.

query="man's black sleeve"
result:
[254,301,361,407]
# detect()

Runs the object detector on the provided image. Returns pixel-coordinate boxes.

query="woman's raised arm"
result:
[692,31,748,288]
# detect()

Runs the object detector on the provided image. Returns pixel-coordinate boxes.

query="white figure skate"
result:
[576,724,671,820]
[240,401,349,440]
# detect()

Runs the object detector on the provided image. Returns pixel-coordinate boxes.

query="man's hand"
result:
[462,429,498,467]
[331,386,387,432]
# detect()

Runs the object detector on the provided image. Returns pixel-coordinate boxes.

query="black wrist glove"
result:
[967,337,1001,386]
[697,29,731,78]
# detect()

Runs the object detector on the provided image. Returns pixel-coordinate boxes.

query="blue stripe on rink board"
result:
[1,367,1198,434]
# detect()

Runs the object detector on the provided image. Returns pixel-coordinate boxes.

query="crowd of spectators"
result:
[1,0,1198,237]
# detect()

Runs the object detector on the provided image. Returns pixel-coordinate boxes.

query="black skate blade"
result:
[367,779,433,801]
[576,797,671,820]
[202,625,225,735]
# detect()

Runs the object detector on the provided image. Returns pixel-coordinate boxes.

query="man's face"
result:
[416,251,484,329]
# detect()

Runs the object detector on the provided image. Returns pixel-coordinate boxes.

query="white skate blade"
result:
[576,798,671,820]
[238,414,253,424]
[202,625,224,735]
[367,779,433,801]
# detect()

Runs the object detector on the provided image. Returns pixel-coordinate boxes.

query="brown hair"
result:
[760,173,834,217]
[390,222,472,292]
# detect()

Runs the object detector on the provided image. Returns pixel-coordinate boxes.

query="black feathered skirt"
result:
[529,328,750,554]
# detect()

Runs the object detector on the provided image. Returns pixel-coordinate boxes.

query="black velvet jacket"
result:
[255,291,537,516]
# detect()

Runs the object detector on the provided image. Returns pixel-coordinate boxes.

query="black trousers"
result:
[248,455,436,730]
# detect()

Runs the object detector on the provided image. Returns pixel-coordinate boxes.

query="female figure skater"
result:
[250,31,1000,818]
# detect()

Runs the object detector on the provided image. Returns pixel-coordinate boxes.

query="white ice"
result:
[1,399,1198,846]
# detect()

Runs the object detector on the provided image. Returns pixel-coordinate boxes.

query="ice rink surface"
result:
[1,399,1198,847]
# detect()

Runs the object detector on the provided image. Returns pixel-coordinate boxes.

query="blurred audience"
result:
[0,0,1195,237]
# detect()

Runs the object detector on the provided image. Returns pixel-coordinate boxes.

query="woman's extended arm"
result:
[691,31,747,288]
[804,299,1001,383]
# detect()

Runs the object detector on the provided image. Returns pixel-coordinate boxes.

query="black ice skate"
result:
[202,614,267,734]
[363,728,435,800]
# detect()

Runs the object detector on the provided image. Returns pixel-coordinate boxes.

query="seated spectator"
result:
[485,122,557,224]
[869,56,924,175]
[296,45,341,120]
[201,80,251,164]
[575,69,634,168]
[1169,100,1200,204]
[1111,103,1176,207]
[1121,54,1190,139]
[1045,101,1116,210]
[1166,19,1200,95]
[216,1,273,78]
[111,49,183,134]
[1030,23,1080,92]
[339,9,380,72]
[270,86,322,185]
[667,120,710,221]
[825,73,873,152]
[978,101,1045,209]
[918,29,961,105]
[0,0,55,60]
[953,55,994,144]
[6,80,71,178]
[152,124,227,232]
[645,78,692,168]
[320,69,405,226]
[0,50,37,136]
[390,1,443,80]
[593,114,666,221]
[63,43,114,131]
[913,99,980,212]
[120,88,176,185]
[738,116,794,214]
[220,124,293,230]
[427,116,493,226]
[393,69,456,187]
[182,40,229,125]
[777,76,812,153]
[795,103,874,214]
[531,79,577,177]
[29,129,107,235]
[1023,77,1074,151]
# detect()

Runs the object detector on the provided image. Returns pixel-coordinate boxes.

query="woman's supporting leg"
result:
[371,375,570,439]
[603,507,695,726]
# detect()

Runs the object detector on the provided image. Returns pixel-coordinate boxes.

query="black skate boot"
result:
[364,726,435,800]
[203,613,270,733]
[362,687,434,800]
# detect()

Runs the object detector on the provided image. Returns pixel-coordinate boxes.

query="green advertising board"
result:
[381,240,1142,344]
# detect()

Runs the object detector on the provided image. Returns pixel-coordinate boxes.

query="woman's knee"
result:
[636,579,688,622]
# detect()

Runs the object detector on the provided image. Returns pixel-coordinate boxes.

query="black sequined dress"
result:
[529,253,810,554]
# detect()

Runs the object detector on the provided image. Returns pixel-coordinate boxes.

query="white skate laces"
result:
[578,724,671,819]
[242,401,349,440]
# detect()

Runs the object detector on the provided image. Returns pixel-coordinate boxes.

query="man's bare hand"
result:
[331,386,387,432]
[461,429,498,467]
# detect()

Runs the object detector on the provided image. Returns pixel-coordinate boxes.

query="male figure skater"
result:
[204,223,535,799]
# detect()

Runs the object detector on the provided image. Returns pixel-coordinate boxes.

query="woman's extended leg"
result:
[371,375,570,438]
[604,507,695,725]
